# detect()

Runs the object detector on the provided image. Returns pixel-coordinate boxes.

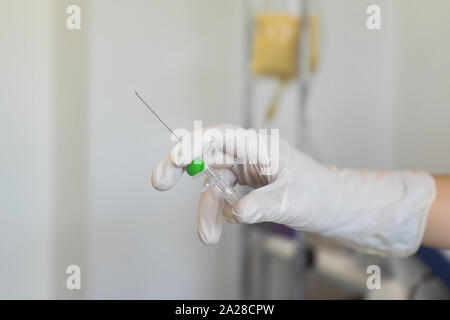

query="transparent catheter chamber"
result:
[191,140,241,208]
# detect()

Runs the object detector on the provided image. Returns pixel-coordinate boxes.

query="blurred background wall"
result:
[393,0,450,173]
[0,0,449,299]
[0,0,53,299]
[85,0,243,299]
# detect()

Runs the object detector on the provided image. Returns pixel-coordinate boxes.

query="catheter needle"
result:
[135,91,240,207]
[134,91,180,140]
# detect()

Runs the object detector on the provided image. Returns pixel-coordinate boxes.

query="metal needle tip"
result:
[134,91,180,141]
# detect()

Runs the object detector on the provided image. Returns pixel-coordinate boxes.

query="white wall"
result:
[50,0,88,299]
[0,0,53,298]
[0,0,245,300]
[85,0,244,299]
[305,0,450,173]
[311,0,396,169]
[393,0,450,173]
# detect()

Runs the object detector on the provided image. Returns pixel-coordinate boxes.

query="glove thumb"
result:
[234,183,283,225]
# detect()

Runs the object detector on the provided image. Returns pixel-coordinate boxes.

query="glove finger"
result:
[197,180,224,245]
[232,182,282,225]
[152,153,184,191]
[223,201,239,224]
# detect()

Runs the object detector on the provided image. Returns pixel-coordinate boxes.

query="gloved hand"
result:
[152,124,436,256]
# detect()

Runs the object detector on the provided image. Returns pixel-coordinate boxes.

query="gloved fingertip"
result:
[197,185,224,246]
[151,156,183,191]
[197,226,221,246]
[151,170,170,191]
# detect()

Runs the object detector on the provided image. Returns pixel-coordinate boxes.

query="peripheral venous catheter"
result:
[134,91,240,207]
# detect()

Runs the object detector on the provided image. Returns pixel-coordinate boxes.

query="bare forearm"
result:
[422,175,450,248]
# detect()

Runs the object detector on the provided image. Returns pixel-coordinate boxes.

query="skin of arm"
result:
[422,175,450,248]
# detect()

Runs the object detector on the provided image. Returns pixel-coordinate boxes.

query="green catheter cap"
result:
[186,157,205,176]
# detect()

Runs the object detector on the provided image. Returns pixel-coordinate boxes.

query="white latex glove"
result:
[152,125,436,256]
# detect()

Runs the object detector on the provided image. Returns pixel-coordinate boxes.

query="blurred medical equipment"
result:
[251,13,300,79]
[242,0,320,299]
[135,91,240,207]
[249,4,319,122]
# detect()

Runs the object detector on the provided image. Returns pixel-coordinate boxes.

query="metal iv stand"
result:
[241,0,312,300]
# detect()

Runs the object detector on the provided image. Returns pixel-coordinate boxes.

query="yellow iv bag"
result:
[250,13,319,120]
[251,13,300,79]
